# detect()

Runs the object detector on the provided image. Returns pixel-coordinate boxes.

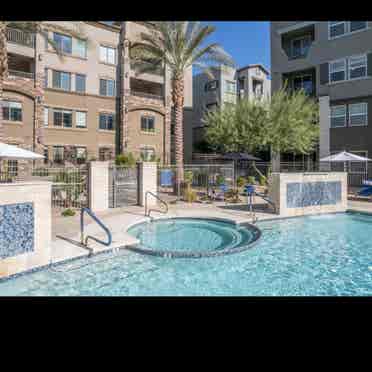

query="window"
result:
[44,68,48,88]
[53,146,64,163]
[44,107,48,127]
[329,21,368,39]
[53,32,72,54]
[76,111,87,128]
[348,55,367,80]
[291,35,311,58]
[140,146,155,161]
[205,80,218,91]
[329,22,346,38]
[75,74,86,93]
[73,39,87,58]
[2,101,22,122]
[52,70,71,91]
[329,59,346,83]
[43,148,49,164]
[53,109,72,128]
[349,103,368,126]
[99,78,115,96]
[99,147,113,161]
[350,21,367,33]
[76,147,87,164]
[292,75,313,95]
[141,116,155,132]
[99,113,115,130]
[225,80,236,94]
[99,45,116,64]
[7,160,18,177]
[330,105,346,128]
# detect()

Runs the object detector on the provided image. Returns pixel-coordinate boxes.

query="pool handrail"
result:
[80,207,112,250]
[145,191,168,218]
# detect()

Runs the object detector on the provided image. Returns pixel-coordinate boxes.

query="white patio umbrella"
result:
[320,150,372,172]
[0,142,44,160]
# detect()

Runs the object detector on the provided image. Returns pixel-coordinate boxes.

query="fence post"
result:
[89,161,110,212]
[137,161,158,207]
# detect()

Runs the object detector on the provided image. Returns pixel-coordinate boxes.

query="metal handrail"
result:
[80,207,112,251]
[145,191,168,218]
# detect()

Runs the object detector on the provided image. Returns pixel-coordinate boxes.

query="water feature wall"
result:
[268,172,347,217]
[0,181,52,279]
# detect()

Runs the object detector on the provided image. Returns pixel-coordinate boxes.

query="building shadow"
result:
[218,203,276,215]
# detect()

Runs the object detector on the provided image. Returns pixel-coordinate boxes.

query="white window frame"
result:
[329,58,347,83]
[44,107,49,127]
[99,45,116,65]
[76,111,87,128]
[140,146,155,161]
[349,102,368,127]
[329,21,368,40]
[348,54,367,80]
[330,105,347,128]
[225,80,236,94]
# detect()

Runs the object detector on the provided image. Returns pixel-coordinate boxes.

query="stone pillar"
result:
[89,161,110,212]
[118,23,131,156]
[0,181,52,279]
[319,95,331,171]
[164,64,172,164]
[271,149,281,172]
[137,161,158,207]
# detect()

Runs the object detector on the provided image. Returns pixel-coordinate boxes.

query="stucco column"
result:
[271,149,281,173]
[137,161,157,207]
[89,161,110,212]
[319,95,331,171]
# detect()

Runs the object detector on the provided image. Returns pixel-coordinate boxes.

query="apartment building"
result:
[192,64,270,150]
[271,21,372,177]
[2,21,193,169]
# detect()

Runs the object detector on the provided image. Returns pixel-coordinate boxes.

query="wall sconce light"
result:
[125,72,129,78]
[125,107,128,113]
[38,54,43,61]
[36,96,42,104]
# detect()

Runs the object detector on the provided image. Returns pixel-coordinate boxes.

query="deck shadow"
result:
[218,203,276,214]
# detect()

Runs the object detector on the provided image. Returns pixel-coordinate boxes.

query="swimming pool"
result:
[0,212,371,296]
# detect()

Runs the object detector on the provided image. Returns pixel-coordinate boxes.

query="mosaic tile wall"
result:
[0,202,34,259]
[287,181,342,208]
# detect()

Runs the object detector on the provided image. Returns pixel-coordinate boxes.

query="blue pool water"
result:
[126,218,260,257]
[0,212,372,296]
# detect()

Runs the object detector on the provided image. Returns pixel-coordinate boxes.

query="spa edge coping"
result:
[0,181,52,187]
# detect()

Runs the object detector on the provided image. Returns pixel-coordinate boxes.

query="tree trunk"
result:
[172,74,185,190]
[0,22,8,144]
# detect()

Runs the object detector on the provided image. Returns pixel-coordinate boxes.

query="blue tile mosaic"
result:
[287,181,341,208]
[0,202,34,259]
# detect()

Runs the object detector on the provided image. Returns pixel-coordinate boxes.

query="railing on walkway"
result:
[131,90,163,101]
[80,208,112,250]
[6,27,36,48]
[9,69,35,80]
[145,191,168,218]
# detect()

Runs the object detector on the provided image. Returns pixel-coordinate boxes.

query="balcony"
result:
[283,68,316,97]
[130,60,164,76]
[130,78,164,101]
[9,70,34,79]
[7,53,35,80]
[6,28,35,48]
[281,25,315,61]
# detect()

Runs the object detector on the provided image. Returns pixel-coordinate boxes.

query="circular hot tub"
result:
[127,218,261,258]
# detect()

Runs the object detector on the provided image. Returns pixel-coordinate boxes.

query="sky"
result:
[198,21,271,75]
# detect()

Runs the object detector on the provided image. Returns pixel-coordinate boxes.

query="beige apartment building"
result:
[2,21,193,170]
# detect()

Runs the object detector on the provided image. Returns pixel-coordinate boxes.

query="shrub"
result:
[61,208,75,217]
[216,174,225,186]
[184,170,194,186]
[183,187,197,203]
[115,153,136,167]
[259,175,267,186]
[247,176,256,185]
[237,176,246,188]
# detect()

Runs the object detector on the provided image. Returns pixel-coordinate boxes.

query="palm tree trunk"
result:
[0,22,8,144]
[172,74,185,192]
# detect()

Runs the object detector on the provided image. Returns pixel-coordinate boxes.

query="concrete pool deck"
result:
[50,198,372,265]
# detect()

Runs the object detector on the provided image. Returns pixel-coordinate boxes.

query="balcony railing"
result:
[131,90,163,101]
[6,28,36,48]
[130,61,164,76]
[9,69,35,80]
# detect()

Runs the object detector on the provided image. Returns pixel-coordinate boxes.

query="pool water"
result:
[1,212,372,296]
[127,218,260,257]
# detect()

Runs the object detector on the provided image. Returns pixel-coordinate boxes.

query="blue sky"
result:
[199,21,270,75]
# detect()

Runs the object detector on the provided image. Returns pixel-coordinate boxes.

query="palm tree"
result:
[131,22,234,184]
[0,21,88,144]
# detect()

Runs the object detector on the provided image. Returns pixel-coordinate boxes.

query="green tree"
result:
[130,22,234,185]
[204,89,319,171]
